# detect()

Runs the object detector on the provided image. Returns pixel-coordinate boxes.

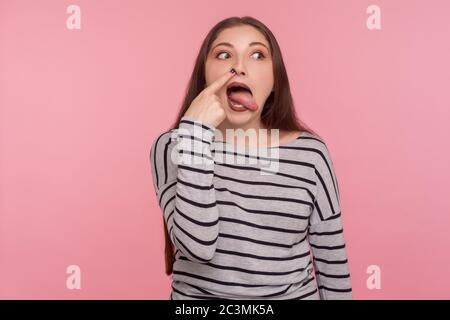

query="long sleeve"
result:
[307,143,352,299]
[149,115,219,263]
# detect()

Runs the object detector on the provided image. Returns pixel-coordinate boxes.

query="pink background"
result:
[1,0,450,299]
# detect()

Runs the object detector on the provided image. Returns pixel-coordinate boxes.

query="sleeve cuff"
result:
[179,116,216,143]
[176,116,216,165]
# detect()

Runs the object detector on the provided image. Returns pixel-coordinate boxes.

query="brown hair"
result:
[163,16,320,275]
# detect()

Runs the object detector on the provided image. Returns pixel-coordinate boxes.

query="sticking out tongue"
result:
[228,91,258,111]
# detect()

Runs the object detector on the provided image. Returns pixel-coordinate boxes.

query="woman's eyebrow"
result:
[211,41,270,52]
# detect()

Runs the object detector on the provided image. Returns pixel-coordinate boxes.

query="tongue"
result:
[228,91,258,111]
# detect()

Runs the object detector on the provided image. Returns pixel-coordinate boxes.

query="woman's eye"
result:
[252,51,265,60]
[215,51,266,60]
[216,52,230,59]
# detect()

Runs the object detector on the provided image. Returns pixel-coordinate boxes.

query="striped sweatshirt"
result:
[149,116,352,300]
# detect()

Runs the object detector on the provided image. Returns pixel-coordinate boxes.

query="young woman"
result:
[150,16,352,300]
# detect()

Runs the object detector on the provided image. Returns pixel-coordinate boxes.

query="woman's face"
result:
[205,25,274,129]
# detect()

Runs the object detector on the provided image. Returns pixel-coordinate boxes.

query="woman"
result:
[150,16,352,300]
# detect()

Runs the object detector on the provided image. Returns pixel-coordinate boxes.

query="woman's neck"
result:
[215,119,280,148]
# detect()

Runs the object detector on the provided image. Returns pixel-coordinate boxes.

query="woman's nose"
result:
[231,60,246,75]
[231,67,246,76]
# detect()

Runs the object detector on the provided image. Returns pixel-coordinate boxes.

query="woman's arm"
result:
[150,116,220,263]
[307,142,352,299]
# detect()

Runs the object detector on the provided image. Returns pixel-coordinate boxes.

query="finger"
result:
[202,68,236,95]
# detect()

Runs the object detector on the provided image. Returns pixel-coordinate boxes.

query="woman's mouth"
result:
[227,96,249,112]
[226,82,259,112]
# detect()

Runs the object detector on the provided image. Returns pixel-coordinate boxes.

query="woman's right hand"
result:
[183,68,236,128]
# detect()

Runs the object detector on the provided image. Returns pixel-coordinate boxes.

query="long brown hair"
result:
[163,16,320,275]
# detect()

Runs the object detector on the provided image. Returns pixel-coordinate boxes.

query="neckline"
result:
[213,131,307,149]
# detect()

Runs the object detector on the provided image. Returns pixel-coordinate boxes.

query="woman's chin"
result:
[225,111,253,124]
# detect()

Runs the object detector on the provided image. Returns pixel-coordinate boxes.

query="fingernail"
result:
[230,68,236,74]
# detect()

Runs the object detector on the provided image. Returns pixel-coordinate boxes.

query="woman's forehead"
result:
[213,26,269,48]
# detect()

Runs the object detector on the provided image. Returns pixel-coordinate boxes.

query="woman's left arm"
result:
[307,142,352,300]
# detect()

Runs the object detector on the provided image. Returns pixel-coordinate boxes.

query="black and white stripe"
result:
[150,116,352,300]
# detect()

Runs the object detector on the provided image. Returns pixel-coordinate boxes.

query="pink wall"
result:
[1,0,449,299]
